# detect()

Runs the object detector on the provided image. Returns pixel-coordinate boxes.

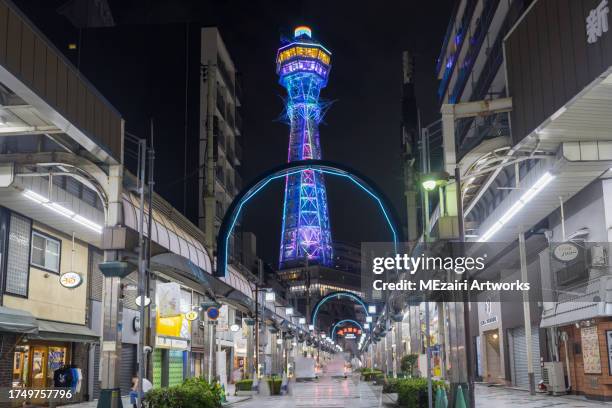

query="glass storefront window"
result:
[12,344,69,388]
[47,346,67,385]
[12,345,29,387]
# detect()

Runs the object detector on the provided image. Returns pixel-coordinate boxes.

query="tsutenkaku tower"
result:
[276,26,333,269]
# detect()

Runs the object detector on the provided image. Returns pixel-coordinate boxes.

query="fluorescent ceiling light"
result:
[73,215,103,233]
[22,189,103,234]
[44,202,75,218]
[23,189,48,203]
[479,172,555,242]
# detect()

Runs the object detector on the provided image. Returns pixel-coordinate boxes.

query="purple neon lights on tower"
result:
[276,26,333,269]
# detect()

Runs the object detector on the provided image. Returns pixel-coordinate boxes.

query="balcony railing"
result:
[457,0,529,150]
[216,90,226,117]
[450,0,500,103]
[437,0,478,102]
[235,109,243,134]
[217,58,235,94]
[436,0,463,76]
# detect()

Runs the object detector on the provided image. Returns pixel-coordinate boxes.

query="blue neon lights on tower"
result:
[277,26,333,269]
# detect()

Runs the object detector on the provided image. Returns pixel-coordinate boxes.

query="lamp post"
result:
[421,172,449,242]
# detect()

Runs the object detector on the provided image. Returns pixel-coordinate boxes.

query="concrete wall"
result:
[4,222,88,324]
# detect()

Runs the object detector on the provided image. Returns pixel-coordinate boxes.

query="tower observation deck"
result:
[277,26,333,269]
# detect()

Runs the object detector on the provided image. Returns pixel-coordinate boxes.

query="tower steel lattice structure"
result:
[277,26,333,269]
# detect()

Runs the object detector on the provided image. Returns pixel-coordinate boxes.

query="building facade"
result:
[428,0,612,400]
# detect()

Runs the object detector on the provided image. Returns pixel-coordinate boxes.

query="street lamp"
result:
[420,171,450,242]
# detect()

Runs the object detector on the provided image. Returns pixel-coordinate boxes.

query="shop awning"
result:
[0,306,38,334]
[123,193,213,274]
[33,320,99,343]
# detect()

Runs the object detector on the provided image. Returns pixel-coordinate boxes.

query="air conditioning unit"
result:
[590,245,607,267]
[542,362,566,395]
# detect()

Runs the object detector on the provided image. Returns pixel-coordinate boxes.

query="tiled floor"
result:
[475,384,611,408]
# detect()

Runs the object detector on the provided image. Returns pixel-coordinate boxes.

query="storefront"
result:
[551,319,612,400]
[153,281,192,388]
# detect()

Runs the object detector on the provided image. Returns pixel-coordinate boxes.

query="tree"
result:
[400,354,419,377]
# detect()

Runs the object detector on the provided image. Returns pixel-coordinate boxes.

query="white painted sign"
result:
[59,272,83,289]
[587,0,610,44]
[553,242,579,262]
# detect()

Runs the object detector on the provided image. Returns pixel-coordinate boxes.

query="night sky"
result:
[15,0,453,264]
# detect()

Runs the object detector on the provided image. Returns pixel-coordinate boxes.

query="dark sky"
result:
[15,0,453,264]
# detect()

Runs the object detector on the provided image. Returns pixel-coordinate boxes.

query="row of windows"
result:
[277,46,330,66]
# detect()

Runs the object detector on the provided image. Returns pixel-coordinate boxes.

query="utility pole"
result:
[519,231,536,395]
[425,301,433,408]
[456,166,475,408]
[136,122,155,407]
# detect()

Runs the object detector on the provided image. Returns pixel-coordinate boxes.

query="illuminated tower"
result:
[277,26,333,269]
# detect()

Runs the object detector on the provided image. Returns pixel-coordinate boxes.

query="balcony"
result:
[215,201,225,220]
[436,1,462,76]
[449,0,500,103]
[215,167,225,187]
[235,142,243,164]
[437,0,478,102]
[235,109,243,135]
[457,0,529,149]
[217,58,234,94]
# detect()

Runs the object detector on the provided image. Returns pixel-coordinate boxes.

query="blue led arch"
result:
[215,160,403,279]
[310,291,370,332]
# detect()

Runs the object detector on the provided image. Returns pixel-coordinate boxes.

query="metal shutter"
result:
[93,344,136,397]
[89,249,104,301]
[511,327,542,388]
[120,344,136,396]
[93,344,101,399]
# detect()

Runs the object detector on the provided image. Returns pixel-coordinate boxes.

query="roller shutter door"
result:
[511,327,542,388]
[120,344,137,395]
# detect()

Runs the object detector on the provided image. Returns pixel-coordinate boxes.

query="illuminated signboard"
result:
[337,327,362,337]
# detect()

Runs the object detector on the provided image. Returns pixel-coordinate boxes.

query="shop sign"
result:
[59,272,82,289]
[553,242,579,263]
[606,330,612,375]
[479,315,497,327]
[156,282,181,317]
[581,326,602,374]
[185,311,198,321]
[155,336,189,350]
[586,0,610,45]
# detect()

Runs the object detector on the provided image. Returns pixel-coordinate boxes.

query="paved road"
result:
[232,378,611,408]
[474,384,611,408]
[233,374,383,408]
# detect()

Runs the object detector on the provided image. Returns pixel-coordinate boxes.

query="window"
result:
[6,213,31,296]
[30,231,60,273]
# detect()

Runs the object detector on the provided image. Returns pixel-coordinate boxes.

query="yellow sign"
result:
[156,314,183,337]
